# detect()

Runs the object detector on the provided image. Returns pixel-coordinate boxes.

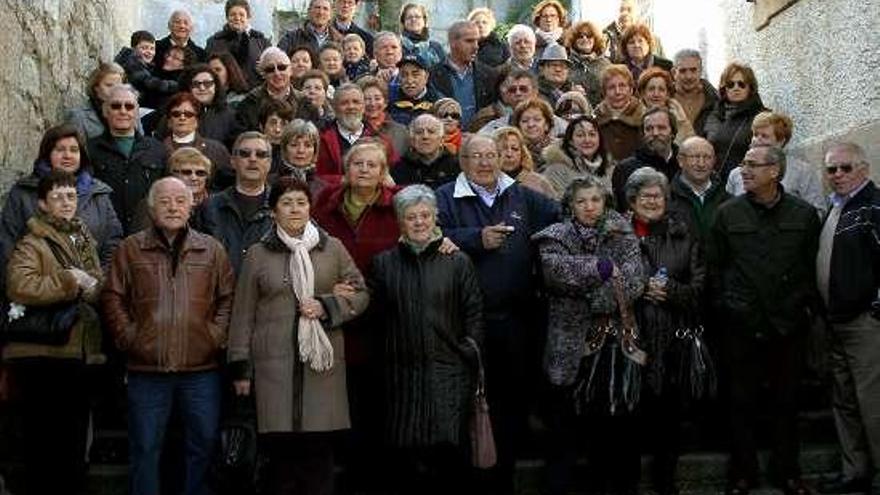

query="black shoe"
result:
[726,479,751,495]
[779,478,813,495]
[818,475,871,494]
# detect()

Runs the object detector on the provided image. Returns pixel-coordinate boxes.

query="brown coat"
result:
[101,227,235,372]
[227,227,369,433]
[3,214,103,362]
[595,98,645,163]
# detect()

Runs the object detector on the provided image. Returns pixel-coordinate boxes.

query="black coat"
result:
[704,94,766,182]
[199,187,273,275]
[155,36,207,65]
[205,26,271,88]
[476,32,510,68]
[335,21,374,57]
[709,190,820,337]
[634,214,706,395]
[113,47,179,110]
[368,239,483,447]
[612,145,681,211]
[89,132,168,235]
[667,173,730,245]
[691,79,720,138]
[391,150,459,190]
[823,181,880,323]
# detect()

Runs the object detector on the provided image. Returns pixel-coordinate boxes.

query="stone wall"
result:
[0,0,125,192]
[720,0,880,182]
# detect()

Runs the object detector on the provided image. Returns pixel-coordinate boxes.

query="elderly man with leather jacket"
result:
[102,177,235,495]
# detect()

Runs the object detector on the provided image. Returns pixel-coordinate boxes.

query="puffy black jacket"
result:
[89,132,168,235]
[113,47,179,110]
[391,150,459,190]
[709,190,820,336]
[368,239,483,447]
[704,94,766,182]
[824,181,880,323]
[205,26,271,88]
[199,187,273,275]
[476,32,509,68]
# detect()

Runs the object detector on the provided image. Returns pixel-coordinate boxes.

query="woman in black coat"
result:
[624,167,706,495]
[368,184,483,495]
[468,8,509,68]
[704,62,767,182]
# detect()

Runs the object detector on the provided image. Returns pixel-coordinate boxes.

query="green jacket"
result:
[709,189,820,336]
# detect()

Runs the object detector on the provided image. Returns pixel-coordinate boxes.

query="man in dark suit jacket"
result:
[429,20,498,129]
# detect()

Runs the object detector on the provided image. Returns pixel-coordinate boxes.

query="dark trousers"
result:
[724,330,802,483]
[15,358,90,495]
[260,432,335,495]
[641,391,682,494]
[386,444,470,495]
[343,361,384,494]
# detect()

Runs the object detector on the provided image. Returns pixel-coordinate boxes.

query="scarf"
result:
[527,134,554,171]
[571,152,604,175]
[281,160,315,183]
[342,187,379,227]
[534,27,563,46]
[34,209,96,272]
[276,221,334,372]
[402,226,443,254]
[444,129,462,155]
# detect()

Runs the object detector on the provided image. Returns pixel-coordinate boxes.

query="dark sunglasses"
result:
[824,163,855,175]
[170,110,197,119]
[173,168,209,178]
[725,80,748,90]
[264,63,289,73]
[439,112,461,120]
[110,101,136,111]
[191,80,215,89]
[506,84,531,94]
[233,148,271,159]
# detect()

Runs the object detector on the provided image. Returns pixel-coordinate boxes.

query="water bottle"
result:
[653,267,668,290]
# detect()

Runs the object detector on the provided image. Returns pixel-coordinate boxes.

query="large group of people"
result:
[0,1,877,495]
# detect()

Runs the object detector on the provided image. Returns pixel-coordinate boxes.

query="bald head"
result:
[679,136,715,186]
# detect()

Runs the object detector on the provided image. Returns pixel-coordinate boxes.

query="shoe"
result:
[780,478,813,495]
[725,478,751,495]
[818,474,871,494]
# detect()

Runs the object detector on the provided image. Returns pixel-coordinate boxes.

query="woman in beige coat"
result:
[228,176,369,495]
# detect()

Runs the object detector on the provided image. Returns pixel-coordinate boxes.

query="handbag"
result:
[465,336,497,469]
[0,239,81,345]
[210,395,260,495]
[573,275,647,416]
[674,325,717,402]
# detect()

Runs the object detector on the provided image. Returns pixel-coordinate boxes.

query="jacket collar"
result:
[138,226,207,253]
[452,172,516,199]
[214,186,272,220]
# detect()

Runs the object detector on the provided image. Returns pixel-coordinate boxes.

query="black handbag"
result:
[0,239,81,345]
[673,325,717,402]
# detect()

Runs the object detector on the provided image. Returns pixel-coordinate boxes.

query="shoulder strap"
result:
[464,336,486,396]
[44,238,72,270]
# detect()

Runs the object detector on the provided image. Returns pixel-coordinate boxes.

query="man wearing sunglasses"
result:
[90,84,168,235]
[475,69,567,136]
[816,142,880,495]
[709,143,820,495]
[200,131,275,274]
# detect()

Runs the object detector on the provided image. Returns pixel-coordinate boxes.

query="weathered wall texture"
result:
[0,0,126,191]
[721,0,880,181]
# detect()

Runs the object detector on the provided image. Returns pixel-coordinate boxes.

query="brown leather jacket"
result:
[102,227,235,372]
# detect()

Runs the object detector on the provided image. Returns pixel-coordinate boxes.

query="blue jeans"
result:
[127,370,221,495]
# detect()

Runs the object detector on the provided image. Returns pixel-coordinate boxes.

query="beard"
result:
[337,114,364,132]
[645,136,672,158]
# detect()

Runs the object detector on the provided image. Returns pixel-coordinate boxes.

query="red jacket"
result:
[315,123,400,181]
[312,183,401,364]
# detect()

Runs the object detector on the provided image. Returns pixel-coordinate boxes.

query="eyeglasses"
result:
[740,160,776,169]
[173,168,209,178]
[170,110,197,119]
[264,63,289,73]
[463,152,498,161]
[725,80,748,90]
[191,80,215,89]
[439,112,461,120]
[109,101,137,111]
[46,192,77,202]
[505,84,531,94]
[824,163,855,175]
[637,192,665,202]
[576,32,593,39]
[233,148,271,159]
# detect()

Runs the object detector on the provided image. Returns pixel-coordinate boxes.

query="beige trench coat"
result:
[228,228,369,433]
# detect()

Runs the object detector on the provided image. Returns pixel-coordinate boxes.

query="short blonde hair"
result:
[343,139,388,174]
[531,0,569,28]
[493,126,535,171]
[168,147,213,175]
[751,111,792,145]
[600,64,634,96]
[467,7,496,29]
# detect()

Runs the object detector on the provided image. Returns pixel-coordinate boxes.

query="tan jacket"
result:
[102,227,235,372]
[228,228,369,433]
[3,214,103,362]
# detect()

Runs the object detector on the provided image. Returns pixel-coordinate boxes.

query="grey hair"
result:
[393,184,437,222]
[750,143,787,181]
[825,141,869,167]
[373,31,401,49]
[561,174,614,216]
[409,113,442,132]
[168,10,193,28]
[624,166,670,206]
[280,119,320,153]
[232,130,270,152]
[507,24,536,45]
[332,82,363,106]
[146,176,194,210]
[673,48,702,66]
[257,47,290,71]
[104,83,140,104]
[448,20,477,43]
[459,133,497,161]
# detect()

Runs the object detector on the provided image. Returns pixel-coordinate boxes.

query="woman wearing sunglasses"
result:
[179,64,237,147]
[433,98,464,155]
[161,92,232,192]
[704,62,766,182]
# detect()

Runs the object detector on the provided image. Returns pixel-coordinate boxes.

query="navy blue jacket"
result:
[436,175,560,315]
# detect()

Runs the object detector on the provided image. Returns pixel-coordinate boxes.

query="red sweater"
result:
[315,123,400,181]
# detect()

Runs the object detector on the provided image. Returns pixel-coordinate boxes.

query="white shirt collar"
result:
[452,172,516,198]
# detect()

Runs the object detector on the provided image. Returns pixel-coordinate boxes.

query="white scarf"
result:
[534,28,563,46]
[276,221,334,372]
